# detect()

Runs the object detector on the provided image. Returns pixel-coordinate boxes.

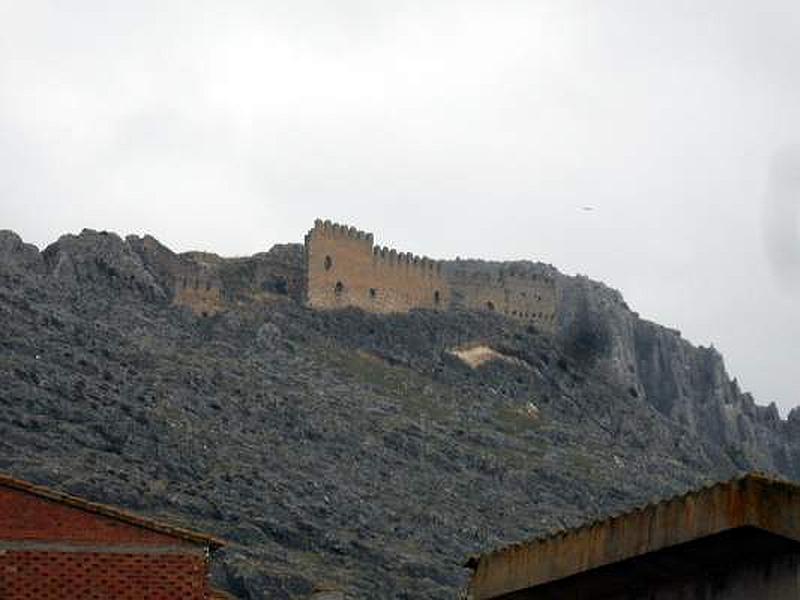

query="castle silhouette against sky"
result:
[168,219,558,332]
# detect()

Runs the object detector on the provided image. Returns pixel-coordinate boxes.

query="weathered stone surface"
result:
[552,272,800,477]
[0,230,44,272]
[444,260,557,333]
[41,229,166,300]
[305,219,448,314]
[304,220,557,332]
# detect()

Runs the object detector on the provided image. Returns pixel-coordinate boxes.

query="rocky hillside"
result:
[0,228,794,598]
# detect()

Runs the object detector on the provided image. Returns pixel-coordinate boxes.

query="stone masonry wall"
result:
[172,267,223,317]
[127,235,223,317]
[305,220,449,313]
[304,220,558,331]
[446,264,557,333]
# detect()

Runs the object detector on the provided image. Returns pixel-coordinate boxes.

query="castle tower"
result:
[304,220,448,314]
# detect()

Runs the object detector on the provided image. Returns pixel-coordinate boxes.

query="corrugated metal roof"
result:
[466,473,800,599]
[0,473,225,549]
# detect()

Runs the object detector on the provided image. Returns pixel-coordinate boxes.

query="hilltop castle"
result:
[167,219,558,332]
[304,220,557,331]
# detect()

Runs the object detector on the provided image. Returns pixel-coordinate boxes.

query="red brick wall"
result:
[0,488,192,547]
[0,485,212,599]
[0,550,208,600]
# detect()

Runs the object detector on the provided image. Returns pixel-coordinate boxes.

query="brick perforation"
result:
[0,551,208,600]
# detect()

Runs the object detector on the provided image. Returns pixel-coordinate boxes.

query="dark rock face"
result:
[0,230,794,598]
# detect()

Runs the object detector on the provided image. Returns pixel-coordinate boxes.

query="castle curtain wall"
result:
[305,219,558,331]
[305,220,448,313]
[445,266,557,333]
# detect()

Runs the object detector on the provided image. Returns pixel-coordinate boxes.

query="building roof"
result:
[0,473,225,550]
[465,473,800,599]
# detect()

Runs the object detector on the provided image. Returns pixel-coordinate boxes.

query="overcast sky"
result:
[1,1,798,414]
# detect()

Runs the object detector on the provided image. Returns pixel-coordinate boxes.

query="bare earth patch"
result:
[448,345,524,369]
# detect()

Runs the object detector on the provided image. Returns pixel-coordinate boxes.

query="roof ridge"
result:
[469,471,793,565]
[0,473,224,549]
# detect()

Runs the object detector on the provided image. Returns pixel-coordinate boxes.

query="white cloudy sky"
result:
[1,1,798,413]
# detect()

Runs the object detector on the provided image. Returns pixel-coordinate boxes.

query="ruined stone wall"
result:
[305,220,449,313]
[212,245,306,305]
[127,235,223,316]
[172,267,223,317]
[445,264,557,333]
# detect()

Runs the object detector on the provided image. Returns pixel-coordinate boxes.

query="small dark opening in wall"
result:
[194,278,200,290]
[369,288,377,299]
[201,311,208,318]
[206,281,212,291]
[335,281,344,295]
[434,290,441,305]
[486,301,495,311]
[273,277,288,295]
[324,255,333,271]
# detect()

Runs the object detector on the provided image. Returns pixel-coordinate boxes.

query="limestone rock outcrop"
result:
[0,230,44,272]
[554,271,797,476]
[41,229,166,300]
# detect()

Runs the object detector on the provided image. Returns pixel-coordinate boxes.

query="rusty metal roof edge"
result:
[466,471,794,570]
[0,473,225,549]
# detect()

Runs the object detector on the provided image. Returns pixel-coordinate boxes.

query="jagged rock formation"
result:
[0,227,795,599]
[551,272,799,478]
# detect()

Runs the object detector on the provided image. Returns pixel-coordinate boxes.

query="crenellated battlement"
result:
[303,219,557,329]
[307,219,375,244]
[371,247,443,277]
[305,220,448,313]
